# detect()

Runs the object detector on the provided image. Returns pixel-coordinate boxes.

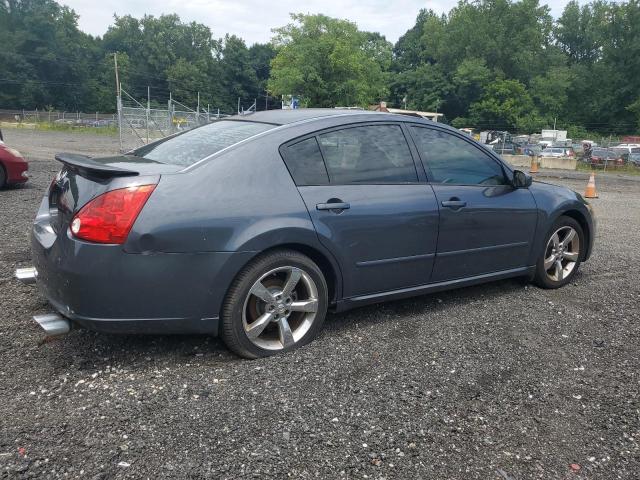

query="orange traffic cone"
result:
[529,155,539,174]
[584,172,598,198]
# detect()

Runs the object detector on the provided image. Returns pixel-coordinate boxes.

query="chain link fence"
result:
[1,89,233,152]
[117,89,230,152]
[0,109,117,127]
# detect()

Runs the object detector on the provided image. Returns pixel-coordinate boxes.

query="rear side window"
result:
[317,125,417,184]
[283,137,329,185]
[411,127,507,185]
[133,120,275,166]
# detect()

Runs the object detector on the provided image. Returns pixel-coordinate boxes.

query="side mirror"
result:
[512,170,532,188]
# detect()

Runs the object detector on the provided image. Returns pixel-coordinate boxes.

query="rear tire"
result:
[533,215,584,289]
[221,250,328,359]
[0,165,6,189]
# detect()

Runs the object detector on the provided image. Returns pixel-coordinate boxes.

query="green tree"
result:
[468,79,540,131]
[219,35,260,111]
[268,13,391,107]
[248,43,277,107]
[627,98,640,132]
[530,66,573,123]
[0,0,101,109]
[392,63,450,113]
[450,58,494,118]
[166,58,212,108]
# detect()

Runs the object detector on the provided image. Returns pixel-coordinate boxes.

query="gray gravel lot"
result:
[1,128,639,479]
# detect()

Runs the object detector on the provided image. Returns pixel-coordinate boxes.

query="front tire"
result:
[533,215,584,289]
[221,250,328,359]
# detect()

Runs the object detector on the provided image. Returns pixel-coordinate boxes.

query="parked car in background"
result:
[517,144,542,156]
[571,143,584,155]
[18,109,595,358]
[627,152,640,166]
[589,148,624,167]
[492,143,516,155]
[612,145,640,162]
[0,139,29,188]
[540,147,566,157]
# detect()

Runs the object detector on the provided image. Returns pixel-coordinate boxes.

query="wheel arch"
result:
[560,209,591,261]
[218,240,343,320]
[253,243,342,306]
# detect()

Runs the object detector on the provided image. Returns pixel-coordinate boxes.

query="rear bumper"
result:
[30,196,254,335]
[46,294,220,335]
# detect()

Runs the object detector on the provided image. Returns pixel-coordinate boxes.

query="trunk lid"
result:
[48,153,169,234]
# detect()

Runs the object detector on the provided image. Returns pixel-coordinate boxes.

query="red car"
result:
[0,133,29,187]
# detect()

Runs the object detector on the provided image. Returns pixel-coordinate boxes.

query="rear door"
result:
[409,125,538,283]
[280,123,439,298]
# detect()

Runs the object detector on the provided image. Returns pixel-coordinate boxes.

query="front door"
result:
[280,124,439,298]
[409,125,538,283]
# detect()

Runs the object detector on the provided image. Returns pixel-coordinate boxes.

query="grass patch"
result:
[2,122,118,136]
[576,161,640,176]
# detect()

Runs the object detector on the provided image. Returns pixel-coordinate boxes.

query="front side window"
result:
[411,127,507,185]
[317,125,418,184]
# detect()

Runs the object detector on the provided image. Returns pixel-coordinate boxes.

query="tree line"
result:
[1,0,639,134]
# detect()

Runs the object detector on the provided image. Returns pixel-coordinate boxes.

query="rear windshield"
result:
[132,120,275,166]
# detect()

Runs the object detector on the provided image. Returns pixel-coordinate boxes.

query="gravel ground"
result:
[1,128,639,479]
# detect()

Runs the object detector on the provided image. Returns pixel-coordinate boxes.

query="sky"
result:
[59,0,576,45]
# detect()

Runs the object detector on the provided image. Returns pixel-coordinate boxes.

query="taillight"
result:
[70,184,156,244]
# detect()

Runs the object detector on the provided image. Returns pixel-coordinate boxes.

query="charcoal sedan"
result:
[17,110,595,358]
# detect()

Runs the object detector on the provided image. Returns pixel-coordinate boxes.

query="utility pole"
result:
[114,53,122,152]
[146,86,150,144]
[117,82,123,152]
[113,53,120,97]
[168,92,173,134]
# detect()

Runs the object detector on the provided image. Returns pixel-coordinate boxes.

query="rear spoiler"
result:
[55,153,139,177]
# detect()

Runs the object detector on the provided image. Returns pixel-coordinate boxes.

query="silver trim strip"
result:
[356,252,436,267]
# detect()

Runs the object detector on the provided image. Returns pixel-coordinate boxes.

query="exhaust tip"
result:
[15,267,38,285]
[33,313,71,337]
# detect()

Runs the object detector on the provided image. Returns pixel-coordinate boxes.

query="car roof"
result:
[227,108,396,126]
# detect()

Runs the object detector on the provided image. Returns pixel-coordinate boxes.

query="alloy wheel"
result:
[242,266,319,351]
[543,226,581,282]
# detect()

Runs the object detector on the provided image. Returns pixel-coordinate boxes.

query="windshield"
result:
[132,120,276,166]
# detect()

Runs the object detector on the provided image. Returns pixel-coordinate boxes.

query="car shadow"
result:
[42,330,238,372]
[322,276,531,335]
[38,276,550,368]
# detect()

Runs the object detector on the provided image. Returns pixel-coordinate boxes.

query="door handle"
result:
[441,199,466,209]
[316,202,350,212]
